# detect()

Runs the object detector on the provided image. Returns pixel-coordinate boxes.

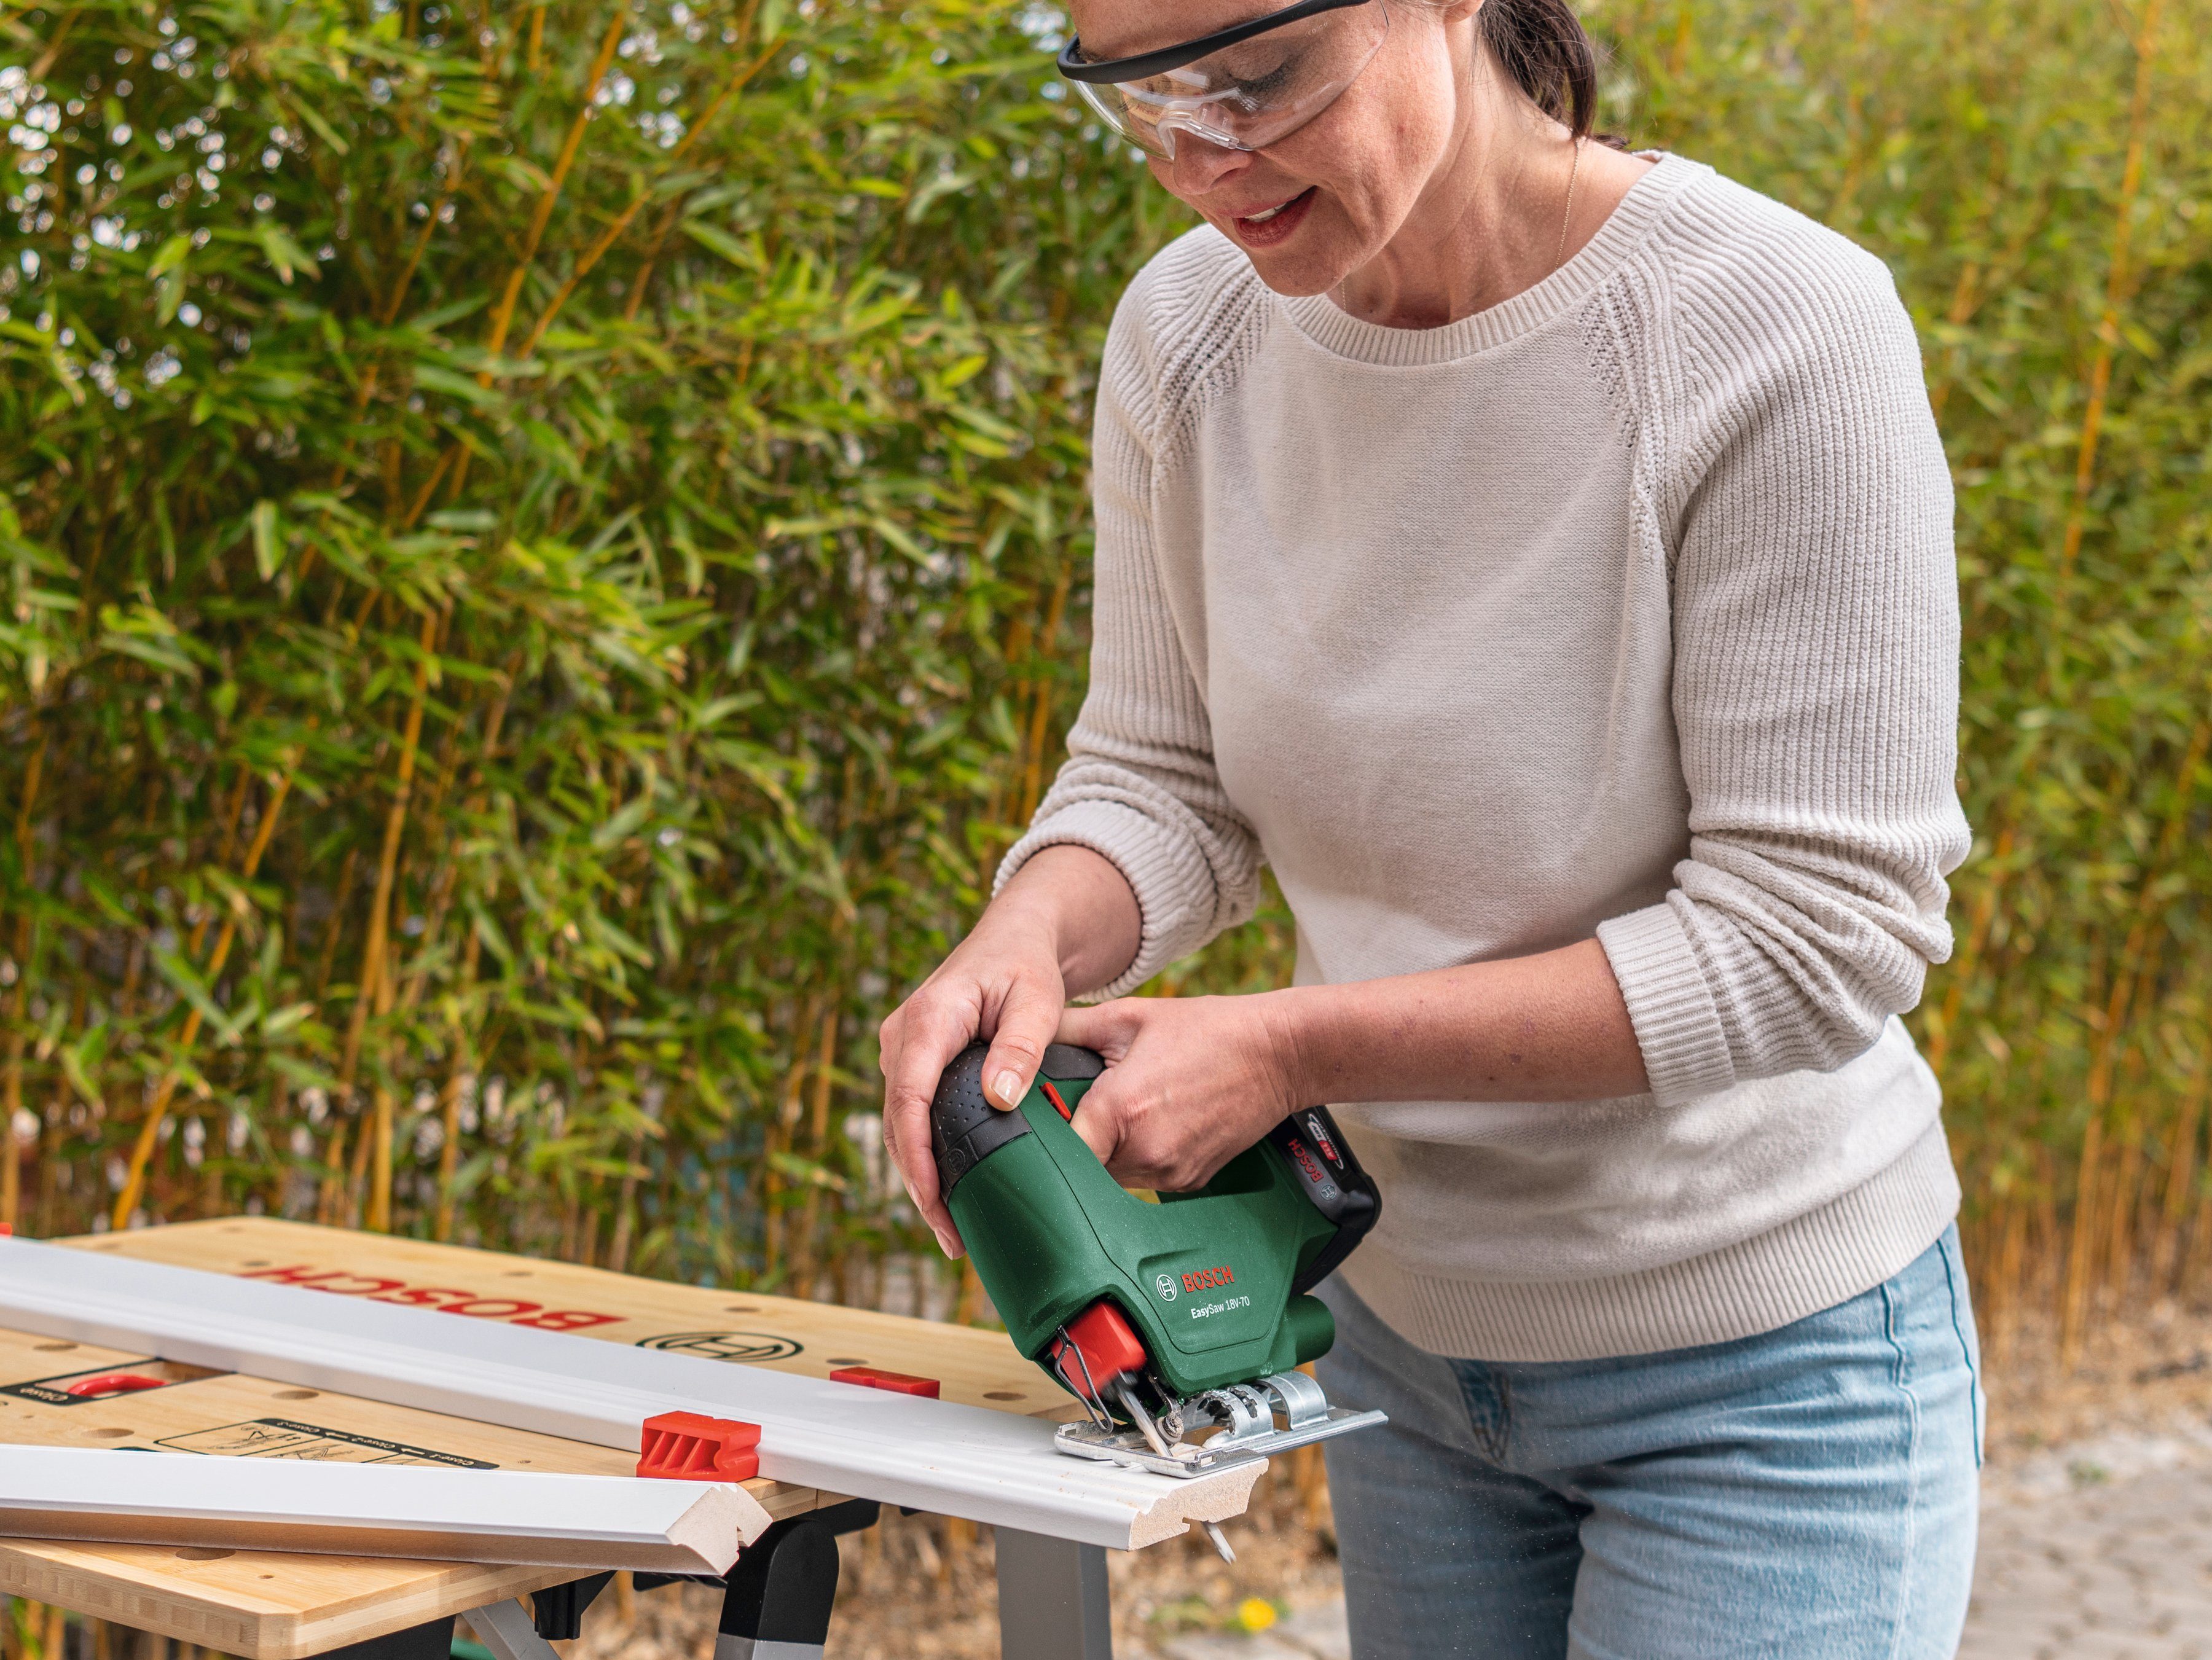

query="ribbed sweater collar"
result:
[1277,152,1700,367]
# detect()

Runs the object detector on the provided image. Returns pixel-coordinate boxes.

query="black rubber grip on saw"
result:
[929,1041,1033,1199]
[1269,1105,1382,1295]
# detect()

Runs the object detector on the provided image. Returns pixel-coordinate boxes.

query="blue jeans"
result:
[1316,1227,1982,1660]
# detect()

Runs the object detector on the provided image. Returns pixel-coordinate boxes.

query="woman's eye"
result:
[1225,59,1295,99]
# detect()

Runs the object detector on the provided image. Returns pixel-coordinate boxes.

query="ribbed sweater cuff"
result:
[998,799,1214,1000]
[1598,902,1736,1106]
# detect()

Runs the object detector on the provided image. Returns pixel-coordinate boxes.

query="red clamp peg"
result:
[61,1373,168,1398]
[829,1366,941,1398]
[637,1411,761,1482]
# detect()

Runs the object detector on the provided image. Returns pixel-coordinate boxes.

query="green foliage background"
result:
[2,0,2206,1351]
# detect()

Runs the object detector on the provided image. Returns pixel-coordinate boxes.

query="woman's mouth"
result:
[1231,187,1317,248]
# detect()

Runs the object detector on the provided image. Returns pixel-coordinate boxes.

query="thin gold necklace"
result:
[1555,137,1585,271]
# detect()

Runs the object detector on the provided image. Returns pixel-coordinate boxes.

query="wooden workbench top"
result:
[0,1218,1059,1658]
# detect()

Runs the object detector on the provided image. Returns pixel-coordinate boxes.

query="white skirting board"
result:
[0,1239,1261,1551]
[0,1445,763,1572]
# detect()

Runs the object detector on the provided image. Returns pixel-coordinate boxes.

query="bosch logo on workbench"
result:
[636,1331,804,1364]
[237,1264,624,1331]
[1180,1265,1236,1294]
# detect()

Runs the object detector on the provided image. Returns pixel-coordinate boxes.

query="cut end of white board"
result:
[1126,1462,1268,1551]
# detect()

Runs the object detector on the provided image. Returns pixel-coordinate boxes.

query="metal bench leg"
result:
[994,1529,1112,1660]
[714,1513,843,1660]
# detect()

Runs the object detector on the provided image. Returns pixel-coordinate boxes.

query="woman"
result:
[878,0,1980,1653]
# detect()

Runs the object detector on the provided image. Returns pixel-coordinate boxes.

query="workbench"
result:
[0,1219,1134,1659]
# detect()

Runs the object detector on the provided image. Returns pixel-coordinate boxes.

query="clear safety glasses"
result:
[1056,0,1390,162]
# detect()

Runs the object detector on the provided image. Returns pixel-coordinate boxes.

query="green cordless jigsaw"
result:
[930,1039,1389,1486]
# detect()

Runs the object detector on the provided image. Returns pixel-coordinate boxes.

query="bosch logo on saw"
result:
[1180,1264,1236,1295]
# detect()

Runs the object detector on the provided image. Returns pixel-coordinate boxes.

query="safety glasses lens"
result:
[1075,4,1389,161]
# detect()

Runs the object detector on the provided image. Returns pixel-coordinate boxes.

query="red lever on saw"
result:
[1046,1300,1148,1401]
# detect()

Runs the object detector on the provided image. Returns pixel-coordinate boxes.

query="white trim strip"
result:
[0,1446,760,1572]
[0,1239,1261,1550]
[463,1599,564,1660]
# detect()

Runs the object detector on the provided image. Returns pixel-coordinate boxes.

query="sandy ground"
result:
[557,1294,2212,1659]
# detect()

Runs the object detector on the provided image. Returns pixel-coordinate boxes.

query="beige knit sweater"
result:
[998,155,1972,1363]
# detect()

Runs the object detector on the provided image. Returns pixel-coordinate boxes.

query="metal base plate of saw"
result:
[930,1041,1389,1476]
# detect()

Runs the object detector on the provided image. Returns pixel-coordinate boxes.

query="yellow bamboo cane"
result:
[110,769,296,1229]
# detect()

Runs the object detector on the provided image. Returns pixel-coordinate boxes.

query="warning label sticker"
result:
[154,1417,496,1468]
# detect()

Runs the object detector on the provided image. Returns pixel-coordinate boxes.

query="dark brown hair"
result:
[1478,0,1603,141]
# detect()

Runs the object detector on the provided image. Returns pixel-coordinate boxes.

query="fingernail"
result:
[994,1069,1025,1106]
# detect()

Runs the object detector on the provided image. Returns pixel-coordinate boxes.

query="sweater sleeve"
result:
[995,265,1263,997]
[1596,232,1971,1106]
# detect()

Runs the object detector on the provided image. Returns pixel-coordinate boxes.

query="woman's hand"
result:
[1054,939,1649,1192]
[1055,993,1306,1192]
[877,845,1142,1258]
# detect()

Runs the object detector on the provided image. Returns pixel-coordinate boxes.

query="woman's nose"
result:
[1161,130,1250,195]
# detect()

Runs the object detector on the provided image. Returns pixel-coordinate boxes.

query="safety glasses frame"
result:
[1055,0,1377,86]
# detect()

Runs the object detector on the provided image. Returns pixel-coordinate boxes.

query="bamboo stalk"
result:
[2106,1101,2146,1305]
[2,734,48,1232]
[760,992,820,1281]
[110,769,296,1229]
[1990,1192,2028,1368]
[363,949,402,1232]
[1931,1,2170,1083]
[2057,0,2167,588]
[608,1119,644,1274]
[2154,1038,2212,1288]
[795,1001,838,1296]
[515,22,776,361]
[1824,0,1878,227]
[312,846,361,998]
[422,668,515,1242]
[431,3,629,509]
[1927,821,2014,1077]
[2070,719,2209,1301]
[1019,563,1075,824]
[316,606,442,1234]
[432,929,484,1243]
[485,7,631,362]
[2061,1073,2111,1365]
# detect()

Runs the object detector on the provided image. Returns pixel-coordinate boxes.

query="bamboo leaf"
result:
[249,500,284,581]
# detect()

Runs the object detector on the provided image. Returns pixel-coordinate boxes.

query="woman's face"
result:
[1066,0,1473,296]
